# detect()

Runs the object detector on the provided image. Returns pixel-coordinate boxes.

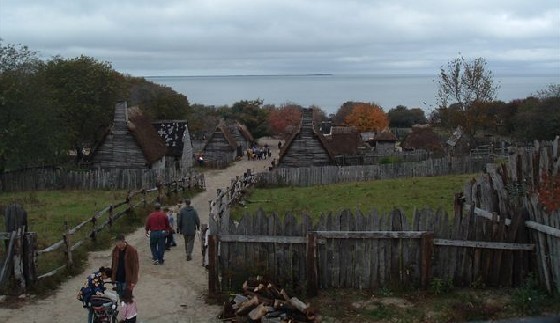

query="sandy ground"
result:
[0,138,280,323]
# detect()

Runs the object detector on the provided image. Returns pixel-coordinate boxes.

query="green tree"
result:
[512,95,560,141]
[388,105,427,127]
[126,76,189,120]
[0,41,66,171]
[226,99,270,138]
[187,103,221,138]
[42,55,125,154]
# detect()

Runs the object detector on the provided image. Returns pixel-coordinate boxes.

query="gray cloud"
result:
[1,0,559,76]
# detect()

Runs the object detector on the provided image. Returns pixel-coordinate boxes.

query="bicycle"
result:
[86,283,119,323]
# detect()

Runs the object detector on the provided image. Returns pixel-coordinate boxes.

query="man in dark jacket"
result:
[177,199,200,261]
[111,234,139,298]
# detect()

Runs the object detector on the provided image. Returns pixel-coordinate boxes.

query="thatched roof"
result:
[236,123,254,143]
[401,125,443,152]
[278,108,336,163]
[325,127,362,155]
[203,119,238,151]
[373,131,398,142]
[127,107,168,164]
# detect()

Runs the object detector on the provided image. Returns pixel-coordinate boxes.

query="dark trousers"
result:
[149,230,166,263]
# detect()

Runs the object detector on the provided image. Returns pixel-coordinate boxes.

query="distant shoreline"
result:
[144,73,558,79]
[145,73,334,79]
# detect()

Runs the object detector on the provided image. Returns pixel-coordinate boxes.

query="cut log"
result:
[231,294,248,310]
[254,283,265,293]
[289,296,309,313]
[280,288,291,301]
[235,296,259,316]
[248,303,273,321]
[267,283,283,299]
[262,316,283,323]
[274,299,296,311]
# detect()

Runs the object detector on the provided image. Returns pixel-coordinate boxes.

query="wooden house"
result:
[91,102,167,169]
[370,130,398,153]
[202,120,238,167]
[401,124,444,153]
[277,108,335,168]
[152,120,194,170]
[228,122,254,157]
[324,125,363,156]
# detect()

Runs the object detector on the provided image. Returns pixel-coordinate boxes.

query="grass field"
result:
[232,174,476,219]
[0,190,156,292]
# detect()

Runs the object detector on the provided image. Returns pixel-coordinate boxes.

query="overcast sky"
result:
[1,0,559,77]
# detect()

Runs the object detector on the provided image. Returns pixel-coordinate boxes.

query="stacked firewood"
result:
[219,276,320,322]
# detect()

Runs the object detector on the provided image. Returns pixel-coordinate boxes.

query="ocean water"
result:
[146,74,559,115]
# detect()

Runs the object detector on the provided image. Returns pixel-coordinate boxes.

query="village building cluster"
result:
[86,102,492,171]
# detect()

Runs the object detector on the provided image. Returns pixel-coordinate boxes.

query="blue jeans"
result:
[149,230,167,263]
[115,281,127,299]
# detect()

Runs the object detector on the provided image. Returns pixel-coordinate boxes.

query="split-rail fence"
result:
[0,174,204,294]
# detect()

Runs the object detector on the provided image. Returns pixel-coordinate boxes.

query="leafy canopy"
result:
[437,56,499,110]
[344,102,389,132]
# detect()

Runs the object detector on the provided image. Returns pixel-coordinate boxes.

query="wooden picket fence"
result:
[0,167,205,191]
[257,155,491,187]
[207,205,535,297]
[206,137,560,296]
[463,137,560,293]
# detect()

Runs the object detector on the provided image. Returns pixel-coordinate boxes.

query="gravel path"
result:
[0,138,280,323]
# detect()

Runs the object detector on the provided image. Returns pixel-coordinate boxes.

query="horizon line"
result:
[143,72,559,78]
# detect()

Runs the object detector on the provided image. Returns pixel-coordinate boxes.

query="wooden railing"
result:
[0,172,205,292]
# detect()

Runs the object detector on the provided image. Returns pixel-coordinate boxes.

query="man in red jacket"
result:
[145,203,171,265]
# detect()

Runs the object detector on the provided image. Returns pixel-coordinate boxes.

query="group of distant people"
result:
[246,143,272,161]
[78,199,206,322]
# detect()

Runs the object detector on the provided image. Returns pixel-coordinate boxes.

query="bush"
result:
[511,274,547,315]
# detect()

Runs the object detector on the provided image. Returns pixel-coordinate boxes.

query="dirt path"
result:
[0,138,280,323]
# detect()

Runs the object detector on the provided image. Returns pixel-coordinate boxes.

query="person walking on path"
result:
[111,234,139,299]
[117,289,138,323]
[164,207,177,250]
[145,203,171,265]
[177,199,200,261]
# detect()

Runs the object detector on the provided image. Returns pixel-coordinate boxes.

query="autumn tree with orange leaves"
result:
[344,102,389,132]
[267,104,303,136]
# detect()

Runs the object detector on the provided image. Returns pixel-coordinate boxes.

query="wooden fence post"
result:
[108,205,114,227]
[157,182,164,203]
[63,221,73,269]
[13,227,25,293]
[208,235,219,297]
[23,232,37,286]
[306,232,318,297]
[90,210,98,241]
[420,232,434,289]
[142,189,147,208]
